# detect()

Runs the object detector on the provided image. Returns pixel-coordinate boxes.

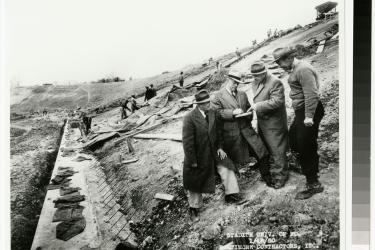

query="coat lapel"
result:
[221,87,239,108]
[192,108,208,130]
[253,73,269,99]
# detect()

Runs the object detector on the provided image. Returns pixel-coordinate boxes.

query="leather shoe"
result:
[225,194,246,205]
[295,181,324,200]
[189,207,200,222]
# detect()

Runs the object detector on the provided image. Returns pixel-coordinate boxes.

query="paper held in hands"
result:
[235,110,253,118]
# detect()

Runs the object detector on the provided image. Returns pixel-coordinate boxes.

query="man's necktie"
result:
[204,111,209,124]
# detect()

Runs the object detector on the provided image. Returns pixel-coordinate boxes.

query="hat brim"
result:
[250,69,267,75]
[193,98,210,104]
[228,76,245,84]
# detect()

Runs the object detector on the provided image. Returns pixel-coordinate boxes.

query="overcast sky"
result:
[5,0,334,86]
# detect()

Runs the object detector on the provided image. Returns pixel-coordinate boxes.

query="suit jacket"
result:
[252,72,288,131]
[183,108,231,193]
[252,72,289,169]
[211,84,268,163]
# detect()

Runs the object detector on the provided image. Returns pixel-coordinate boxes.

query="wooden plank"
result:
[82,132,120,148]
[122,158,138,164]
[133,133,182,142]
[154,193,175,201]
[316,39,326,53]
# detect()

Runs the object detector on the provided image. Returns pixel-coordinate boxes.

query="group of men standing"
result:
[182,46,325,222]
[144,84,157,102]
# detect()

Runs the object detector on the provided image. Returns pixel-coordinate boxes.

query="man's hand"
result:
[248,103,257,112]
[251,119,258,133]
[304,117,314,126]
[191,163,198,168]
[217,148,227,160]
[233,108,244,115]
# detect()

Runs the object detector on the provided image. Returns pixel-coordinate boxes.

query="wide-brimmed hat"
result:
[193,89,211,104]
[227,70,245,84]
[250,61,267,75]
[272,47,296,63]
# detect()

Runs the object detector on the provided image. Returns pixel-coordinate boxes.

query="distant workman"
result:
[179,72,184,87]
[273,46,325,199]
[144,86,152,102]
[249,61,289,189]
[149,84,157,99]
[211,70,272,187]
[235,47,241,58]
[121,99,131,119]
[183,89,244,222]
[129,95,139,113]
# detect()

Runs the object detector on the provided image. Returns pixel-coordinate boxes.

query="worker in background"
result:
[179,72,184,87]
[183,89,244,223]
[235,47,241,58]
[144,86,152,102]
[273,46,325,199]
[211,70,272,187]
[249,61,289,189]
[130,95,139,113]
[121,99,131,119]
[149,84,157,99]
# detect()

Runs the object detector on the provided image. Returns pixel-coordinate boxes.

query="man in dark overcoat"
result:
[210,70,272,186]
[183,89,243,222]
[249,61,289,189]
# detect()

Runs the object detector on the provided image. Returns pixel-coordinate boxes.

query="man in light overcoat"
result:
[210,70,272,187]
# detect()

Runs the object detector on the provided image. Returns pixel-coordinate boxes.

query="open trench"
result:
[11,119,66,250]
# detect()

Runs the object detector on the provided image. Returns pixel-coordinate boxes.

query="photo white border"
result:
[343,0,353,249]
[371,0,375,248]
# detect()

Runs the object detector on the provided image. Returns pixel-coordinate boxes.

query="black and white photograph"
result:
[6,0,344,249]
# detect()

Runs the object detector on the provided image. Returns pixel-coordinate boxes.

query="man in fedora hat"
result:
[211,70,272,187]
[273,47,325,199]
[249,61,289,189]
[182,89,244,222]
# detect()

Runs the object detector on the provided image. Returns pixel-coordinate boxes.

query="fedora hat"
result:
[193,89,211,104]
[272,47,296,62]
[250,61,267,75]
[227,70,245,84]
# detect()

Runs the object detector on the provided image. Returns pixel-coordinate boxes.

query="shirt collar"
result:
[198,108,206,118]
[292,58,300,70]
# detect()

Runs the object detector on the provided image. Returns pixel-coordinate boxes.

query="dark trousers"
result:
[289,101,325,183]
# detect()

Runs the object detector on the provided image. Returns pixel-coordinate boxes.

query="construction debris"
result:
[53,194,85,204]
[82,132,120,149]
[122,158,139,164]
[56,218,86,241]
[60,187,82,196]
[133,133,182,142]
[154,193,175,201]
[316,40,326,53]
[74,155,92,162]
[52,205,84,222]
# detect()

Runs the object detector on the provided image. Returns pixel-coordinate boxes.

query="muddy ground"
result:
[89,40,339,250]
[10,114,66,250]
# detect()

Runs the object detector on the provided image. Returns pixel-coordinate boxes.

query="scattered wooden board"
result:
[154,193,175,201]
[122,158,138,164]
[133,133,182,142]
[316,39,326,53]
